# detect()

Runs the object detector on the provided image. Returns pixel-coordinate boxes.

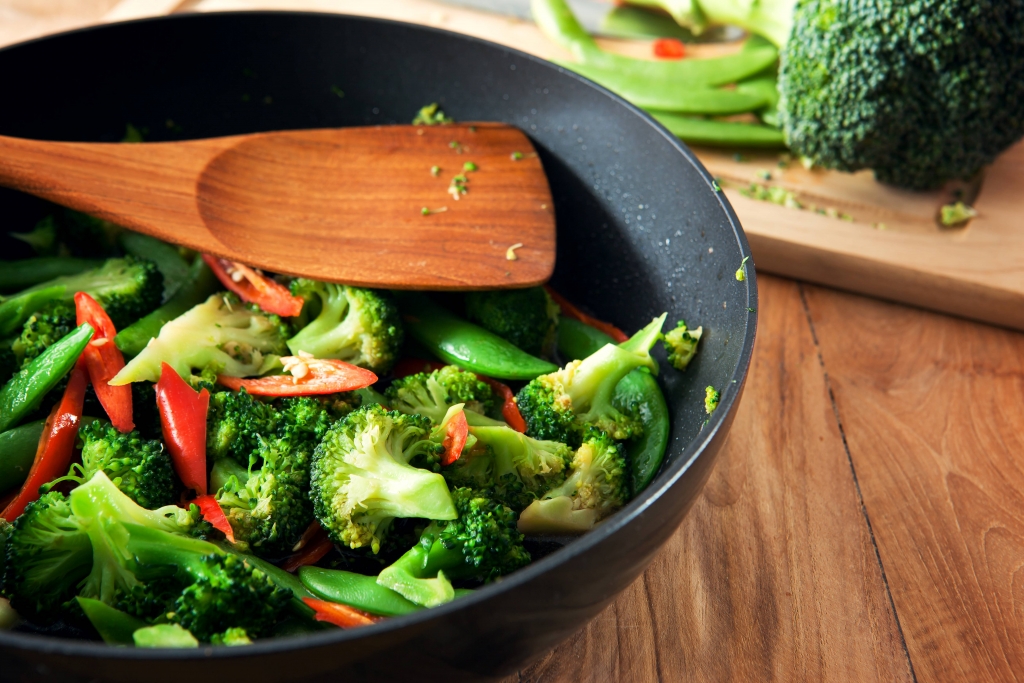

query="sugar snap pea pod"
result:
[120,232,191,302]
[300,567,422,616]
[76,597,146,645]
[557,316,669,492]
[0,285,65,337]
[397,293,558,381]
[0,258,101,294]
[0,323,93,433]
[0,420,45,493]
[652,112,786,147]
[559,60,770,114]
[115,257,218,356]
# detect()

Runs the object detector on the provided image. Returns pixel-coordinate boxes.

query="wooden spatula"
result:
[0,123,555,290]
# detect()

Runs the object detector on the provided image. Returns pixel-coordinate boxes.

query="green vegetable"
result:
[11,300,76,370]
[310,404,457,553]
[412,103,453,126]
[517,314,666,446]
[114,257,220,357]
[652,113,786,148]
[111,293,289,384]
[465,287,559,357]
[705,385,721,414]
[300,566,423,616]
[0,286,66,338]
[0,257,102,293]
[0,420,45,493]
[119,232,191,302]
[0,323,93,433]
[398,293,557,381]
[211,627,252,646]
[385,364,500,425]
[12,211,122,259]
[663,320,703,371]
[940,202,977,227]
[377,487,530,607]
[287,280,403,374]
[77,597,146,645]
[133,624,199,648]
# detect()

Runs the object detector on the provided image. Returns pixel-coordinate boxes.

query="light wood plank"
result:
[803,282,1024,681]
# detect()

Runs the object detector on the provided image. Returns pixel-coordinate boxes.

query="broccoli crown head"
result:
[210,627,253,646]
[465,287,559,357]
[111,293,289,384]
[206,388,281,462]
[386,365,497,424]
[465,425,572,507]
[273,395,335,450]
[311,404,457,553]
[287,280,403,374]
[75,420,176,509]
[779,0,1024,190]
[215,436,314,557]
[663,320,703,372]
[436,487,531,581]
[12,299,76,369]
[1,492,91,621]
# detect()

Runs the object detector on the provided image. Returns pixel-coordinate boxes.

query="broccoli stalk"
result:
[377,488,531,607]
[517,428,629,534]
[311,404,457,553]
[516,314,666,444]
[110,294,290,384]
[287,280,403,374]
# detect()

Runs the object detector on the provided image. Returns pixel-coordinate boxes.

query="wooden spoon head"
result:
[195,123,554,289]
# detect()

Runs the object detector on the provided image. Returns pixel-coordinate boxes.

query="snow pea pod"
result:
[77,597,146,645]
[397,293,558,381]
[0,258,101,294]
[300,566,473,617]
[557,316,669,492]
[115,257,218,356]
[0,323,93,433]
[0,420,44,493]
[652,112,786,147]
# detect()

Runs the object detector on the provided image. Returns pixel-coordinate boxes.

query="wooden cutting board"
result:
[19,0,1024,330]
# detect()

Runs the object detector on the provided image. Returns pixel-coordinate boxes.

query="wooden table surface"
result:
[5,4,1024,681]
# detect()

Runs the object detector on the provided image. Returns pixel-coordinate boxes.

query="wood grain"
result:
[0,124,555,289]
[803,282,1024,681]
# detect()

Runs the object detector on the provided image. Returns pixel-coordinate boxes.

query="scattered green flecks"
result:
[448,174,469,201]
[740,182,802,209]
[705,386,721,415]
[747,307,757,312]
[711,179,722,192]
[511,151,524,161]
[777,153,792,169]
[756,169,772,181]
[449,140,464,154]
[431,165,441,177]
[735,256,750,282]
[421,206,449,217]
[874,222,888,230]
[330,85,345,98]
[800,156,815,170]
[940,201,977,227]
[412,102,453,126]
[732,153,747,162]
[463,161,478,172]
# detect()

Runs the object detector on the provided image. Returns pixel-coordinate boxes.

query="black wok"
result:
[0,12,757,682]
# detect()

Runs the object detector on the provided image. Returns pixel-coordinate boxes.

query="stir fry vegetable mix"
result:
[0,212,706,647]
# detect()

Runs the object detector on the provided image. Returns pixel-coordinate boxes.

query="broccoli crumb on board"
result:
[940,201,977,227]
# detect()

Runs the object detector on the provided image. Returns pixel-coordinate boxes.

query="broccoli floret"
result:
[663,320,703,371]
[206,388,280,462]
[465,287,559,357]
[111,294,289,384]
[517,428,628,534]
[274,395,336,448]
[10,299,76,369]
[386,365,498,424]
[287,280,403,374]
[215,436,314,557]
[211,627,252,646]
[377,487,530,607]
[310,404,457,553]
[516,314,666,445]
[705,386,721,414]
[55,420,176,509]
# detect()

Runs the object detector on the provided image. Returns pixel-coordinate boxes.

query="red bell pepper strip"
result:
[653,38,685,59]
[193,494,235,543]
[302,598,379,628]
[475,375,527,433]
[201,255,304,317]
[281,523,333,573]
[545,286,629,343]
[1,362,88,521]
[75,292,133,433]
[440,409,469,466]
[392,358,446,379]
[155,362,210,496]
[217,356,377,397]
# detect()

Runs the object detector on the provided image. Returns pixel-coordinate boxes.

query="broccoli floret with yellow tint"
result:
[662,320,703,371]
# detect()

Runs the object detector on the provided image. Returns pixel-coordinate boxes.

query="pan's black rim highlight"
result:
[0,9,758,660]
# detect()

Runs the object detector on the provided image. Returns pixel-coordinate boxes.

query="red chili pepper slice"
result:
[281,522,333,573]
[155,362,210,496]
[75,292,133,433]
[545,286,629,343]
[217,356,377,397]
[392,358,447,379]
[653,38,686,59]
[440,409,469,466]
[201,254,304,317]
[1,362,89,521]
[302,598,379,628]
[475,375,527,433]
[193,494,235,543]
